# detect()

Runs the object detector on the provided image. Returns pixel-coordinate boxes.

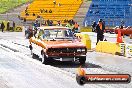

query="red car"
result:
[114,26,132,36]
[29,26,87,64]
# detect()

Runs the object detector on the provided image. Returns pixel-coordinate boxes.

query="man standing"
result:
[56,21,62,26]
[96,19,105,45]
[74,22,79,33]
[1,22,5,32]
[7,21,10,31]
[13,21,15,31]
[53,0,56,7]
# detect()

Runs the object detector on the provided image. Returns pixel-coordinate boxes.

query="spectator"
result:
[7,21,10,31]
[37,15,40,18]
[56,21,62,26]
[44,9,48,13]
[64,19,67,23]
[49,20,53,26]
[49,9,52,13]
[42,21,47,26]
[120,24,123,29]
[47,19,50,26]
[66,21,71,28]
[1,22,5,32]
[24,18,26,22]
[53,0,56,5]
[28,25,33,38]
[70,19,75,25]
[33,13,35,16]
[74,22,79,33]
[92,4,94,7]
[26,7,28,11]
[25,10,27,13]
[25,7,28,13]
[58,2,61,7]
[96,19,105,45]
[34,20,40,28]
[13,21,15,31]
[66,21,74,31]
[25,12,29,16]
[40,9,43,13]
[91,21,97,32]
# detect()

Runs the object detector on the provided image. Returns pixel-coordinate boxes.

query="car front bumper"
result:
[47,55,86,61]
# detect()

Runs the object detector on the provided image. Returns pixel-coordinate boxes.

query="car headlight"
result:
[81,48,85,52]
[77,49,82,52]
[77,48,86,52]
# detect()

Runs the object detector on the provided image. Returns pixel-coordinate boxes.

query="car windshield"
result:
[41,29,74,40]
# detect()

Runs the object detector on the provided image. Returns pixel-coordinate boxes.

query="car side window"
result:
[65,29,73,37]
[44,30,50,39]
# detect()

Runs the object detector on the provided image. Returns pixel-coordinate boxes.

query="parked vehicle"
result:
[29,26,87,64]
[114,26,132,36]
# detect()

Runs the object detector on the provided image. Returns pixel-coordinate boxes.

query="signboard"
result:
[119,43,125,56]
[125,44,132,58]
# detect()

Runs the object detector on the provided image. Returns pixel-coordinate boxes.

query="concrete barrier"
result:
[75,33,91,50]
[125,44,132,58]
[15,26,23,32]
[0,20,23,32]
[95,41,124,55]
[80,27,92,32]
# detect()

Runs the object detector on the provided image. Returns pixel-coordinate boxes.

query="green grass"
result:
[0,0,32,13]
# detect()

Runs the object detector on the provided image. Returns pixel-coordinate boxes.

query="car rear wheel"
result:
[42,53,48,64]
[79,56,86,65]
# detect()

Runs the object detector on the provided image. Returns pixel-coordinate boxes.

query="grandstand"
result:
[83,0,132,26]
[20,0,82,23]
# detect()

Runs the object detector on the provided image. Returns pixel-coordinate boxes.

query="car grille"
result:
[47,48,86,53]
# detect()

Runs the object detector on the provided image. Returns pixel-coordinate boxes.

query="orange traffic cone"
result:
[117,29,123,43]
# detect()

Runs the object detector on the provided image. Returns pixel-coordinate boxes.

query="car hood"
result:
[42,40,86,48]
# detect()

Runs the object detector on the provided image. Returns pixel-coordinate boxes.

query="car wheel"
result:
[42,53,48,64]
[79,56,86,65]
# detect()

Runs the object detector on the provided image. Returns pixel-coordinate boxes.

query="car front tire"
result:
[41,53,48,64]
[79,56,86,65]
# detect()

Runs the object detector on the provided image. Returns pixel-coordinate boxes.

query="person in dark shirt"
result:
[24,18,26,22]
[45,9,48,13]
[120,24,123,29]
[47,19,50,26]
[1,22,5,32]
[7,21,10,31]
[96,19,105,45]
[33,13,35,16]
[49,9,52,13]
[13,21,15,31]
